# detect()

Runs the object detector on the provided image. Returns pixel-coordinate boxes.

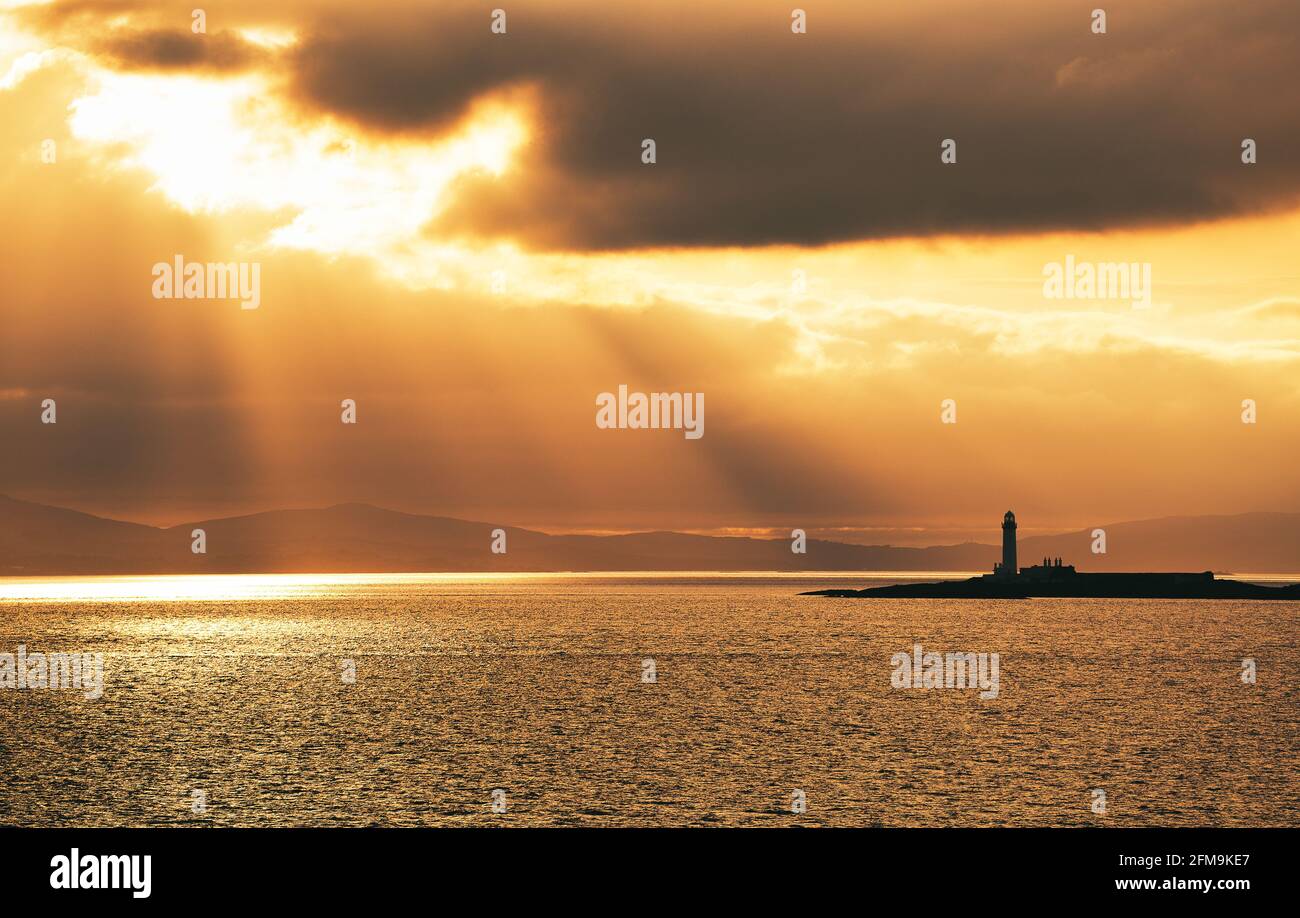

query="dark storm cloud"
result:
[96,29,265,72]
[279,0,1300,249]
[21,0,1300,247]
[15,0,270,72]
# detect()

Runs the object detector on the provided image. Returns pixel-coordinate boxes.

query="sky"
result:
[1,0,1298,545]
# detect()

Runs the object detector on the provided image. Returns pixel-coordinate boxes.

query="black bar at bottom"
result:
[0,827,1289,904]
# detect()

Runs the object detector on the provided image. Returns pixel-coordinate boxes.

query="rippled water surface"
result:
[1,573,1296,826]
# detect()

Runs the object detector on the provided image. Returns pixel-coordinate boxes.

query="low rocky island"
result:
[803,511,1300,600]
[802,571,1300,600]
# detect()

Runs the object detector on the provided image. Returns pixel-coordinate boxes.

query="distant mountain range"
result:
[1,494,1297,575]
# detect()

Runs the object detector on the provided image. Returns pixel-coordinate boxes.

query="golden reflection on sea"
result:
[0,571,965,603]
[3,575,1294,827]
[0,572,549,602]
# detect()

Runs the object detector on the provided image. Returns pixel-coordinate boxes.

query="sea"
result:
[1,572,1296,826]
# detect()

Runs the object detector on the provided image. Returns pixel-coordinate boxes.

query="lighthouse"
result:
[999,510,1017,577]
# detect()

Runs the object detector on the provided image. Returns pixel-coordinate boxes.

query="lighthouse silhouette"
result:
[999,510,1017,577]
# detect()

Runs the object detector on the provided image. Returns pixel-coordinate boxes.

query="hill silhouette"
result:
[1,495,1296,575]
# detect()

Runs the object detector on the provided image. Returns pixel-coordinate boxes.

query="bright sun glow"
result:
[66,69,530,269]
